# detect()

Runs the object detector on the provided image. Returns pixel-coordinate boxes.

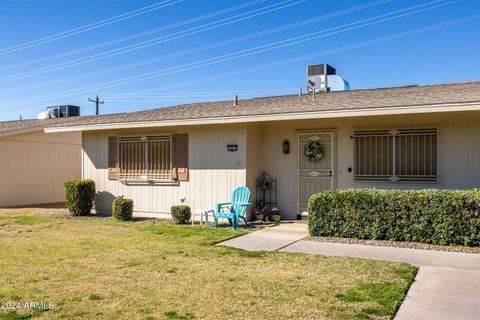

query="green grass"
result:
[1,310,46,320]
[335,274,416,319]
[0,210,417,319]
[87,294,102,301]
[164,310,195,319]
[7,216,51,225]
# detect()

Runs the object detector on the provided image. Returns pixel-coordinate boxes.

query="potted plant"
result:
[253,206,266,222]
[258,178,272,191]
[271,207,282,223]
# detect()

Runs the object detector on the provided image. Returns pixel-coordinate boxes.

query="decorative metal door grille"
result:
[297,132,334,214]
[354,128,437,182]
[118,135,172,181]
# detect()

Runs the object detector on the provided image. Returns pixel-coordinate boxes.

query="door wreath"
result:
[304,141,325,163]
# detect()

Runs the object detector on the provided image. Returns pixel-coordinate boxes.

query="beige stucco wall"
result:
[82,124,247,215]
[245,123,262,209]
[82,109,480,219]
[0,130,81,207]
[257,110,480,219]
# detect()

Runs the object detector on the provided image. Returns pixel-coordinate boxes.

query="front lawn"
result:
[0,210,416,319]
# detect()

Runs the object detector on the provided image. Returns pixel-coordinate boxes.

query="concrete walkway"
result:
[219,222,308,251]
[395,267,480,320]
[281,239,480,270]
[218,223,480,320]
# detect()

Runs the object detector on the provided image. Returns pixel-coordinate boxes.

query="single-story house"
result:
[46,81,480,220]
[0,118,82,207]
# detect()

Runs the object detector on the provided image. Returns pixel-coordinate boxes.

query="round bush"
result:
[112,197,134,221]
[171,205,191,224]
[64,179,96,216]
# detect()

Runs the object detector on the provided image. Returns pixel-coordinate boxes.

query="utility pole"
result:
[88,95,104,115]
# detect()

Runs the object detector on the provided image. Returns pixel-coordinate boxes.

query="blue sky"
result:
[0,0,478,121]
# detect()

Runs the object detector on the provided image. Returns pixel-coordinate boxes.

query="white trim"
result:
[44,102,480,133]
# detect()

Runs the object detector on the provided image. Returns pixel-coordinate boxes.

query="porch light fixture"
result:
[227,144,238,152]
[282,140,290,154]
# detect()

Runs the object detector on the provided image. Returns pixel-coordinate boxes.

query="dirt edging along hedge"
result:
[308,189,480,246]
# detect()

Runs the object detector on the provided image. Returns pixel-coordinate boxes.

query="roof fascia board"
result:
[44,102,480,133]
[0,127,44,138]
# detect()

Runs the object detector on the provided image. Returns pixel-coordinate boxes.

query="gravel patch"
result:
[305,236,480,254]
[0,207,69,216]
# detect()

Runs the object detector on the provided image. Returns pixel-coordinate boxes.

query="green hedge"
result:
[112,197,134,221]
[64,179,96,216]
[171,205,191,224]
[308,189,480,246]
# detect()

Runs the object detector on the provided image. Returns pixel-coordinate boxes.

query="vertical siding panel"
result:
[0,131,81,207]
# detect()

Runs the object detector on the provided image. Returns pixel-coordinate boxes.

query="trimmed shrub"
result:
[112,197,134,221]
[171,205,191,224]
[308,189,480,246]
[64,179,96,216]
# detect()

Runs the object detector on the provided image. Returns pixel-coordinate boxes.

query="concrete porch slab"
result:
[217,222,308,251]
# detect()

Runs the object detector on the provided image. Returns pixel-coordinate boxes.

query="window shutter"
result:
[172,134,188,181]
[108,136,119,180]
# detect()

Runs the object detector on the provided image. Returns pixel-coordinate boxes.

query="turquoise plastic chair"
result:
[214,186,251,229]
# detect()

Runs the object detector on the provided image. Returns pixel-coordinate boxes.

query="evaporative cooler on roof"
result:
[306,63,350,93]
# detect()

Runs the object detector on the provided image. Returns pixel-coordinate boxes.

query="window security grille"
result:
[118,135,172,181]
[354,128,437,182]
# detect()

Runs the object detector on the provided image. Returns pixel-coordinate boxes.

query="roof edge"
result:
[0,127,45,138]
[44,101,480,133]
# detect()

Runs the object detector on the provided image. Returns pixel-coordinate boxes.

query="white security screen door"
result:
[297,132,335,214]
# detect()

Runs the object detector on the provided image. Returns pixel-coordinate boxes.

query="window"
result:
[118,135,172,181]
[354,128,438,182]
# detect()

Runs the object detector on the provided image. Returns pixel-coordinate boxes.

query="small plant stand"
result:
[256,172,277,210]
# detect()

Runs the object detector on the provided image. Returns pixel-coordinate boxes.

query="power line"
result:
[2,13,478,117]
[104,91,300,101]
[0,0,388,95]
[103,88,300,98]
[0,2,471,112]
[50,0,121,19]
[0,0,31,11]
[140,14,480,93]
[0,0,267,72]
[0,2,407,104]
[0,0,305,83]
[0,0,302,82]
[101,0,456,95]
[9,0,460,100]
[0,0,182,55]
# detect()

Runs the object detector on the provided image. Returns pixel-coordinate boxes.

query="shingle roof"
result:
[0,116,95,136]
[17,81,480,131]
